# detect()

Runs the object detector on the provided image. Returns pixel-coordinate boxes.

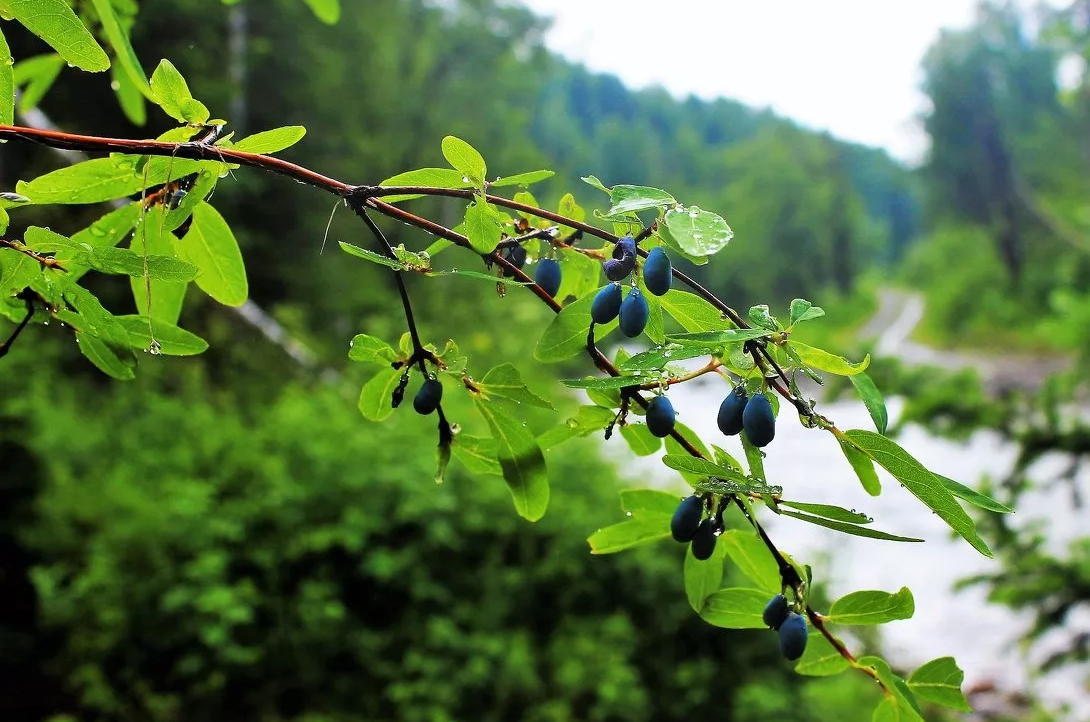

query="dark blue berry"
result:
[613,235,636,259]
[591,283,623,324]
[603,258,633,281]
[778,613,808,660]
[690,518,719,560]
[535,258,562,297]
[763,594,789,630]
[670,495,703,542]
[717,386,748,436]
[413,378,443,415]
[742,392,776,448]
[643,247,672,296]
[646,395,676,438]
[618,287,649,338]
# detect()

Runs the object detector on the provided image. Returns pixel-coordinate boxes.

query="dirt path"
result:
[858,289,1069,394]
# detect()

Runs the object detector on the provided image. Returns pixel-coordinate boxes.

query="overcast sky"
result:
[517,0,1051,163]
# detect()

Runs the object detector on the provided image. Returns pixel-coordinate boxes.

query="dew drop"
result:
[625,511,633,517]
[110,80,120,90]
[461,176,471,183]
[149,340,162,355]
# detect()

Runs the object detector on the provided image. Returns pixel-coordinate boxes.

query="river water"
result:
[598,344,1090,718]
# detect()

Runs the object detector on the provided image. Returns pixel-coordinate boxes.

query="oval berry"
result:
[618,287,649,338]
[670,495,703,543]
[413,378,443,415]
[591,283,623,324]
[535,258,562,297]
[507,244,527,268]
[690,518,719,561]
[763,594,789,630]
[613,235,637,259]
[778,613,808,660]
[717,386,748,436]
[646,395,676,438]
[643,247,672,296]
[742,392,776,448]
[603,258,633,281]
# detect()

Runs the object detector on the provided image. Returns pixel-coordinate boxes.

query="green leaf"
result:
[748,304,779,331]
[580,175,611,196]
[378,168,472,202]
[850,373,888,434]
[587,515,671,554]
[789,298,826,326]
[553,247,600,301]
[88,0,153,99]
[661,454,751,485]
[178,202,248,306]
[534,286,619,362]
[871,698,903,722]
[661,204,733,257]
[463,199,503,254]
[114,316,207,355]
[605,185,676,216]
[700,588,770,628]
[348,333,397,365]
[619,423,662,456]
[24,226,197,283]
[450,435,502,477]
[0,28,13,125]
[844,430,993,557]
[232,126,307,154]
[684,541,726,612]
[128,208,187,324]
[839,438,882,496]
[0,248,40,295]
[826,587,915,625]
[18,158,140,205]
[777,501,872,524]
[858,657,924,722]
[778,510,923,543]
[718,529,780,593]
[938,475,1013,514]
[561,375,645,390]
[441,135,486,185]
[474,399,549,521]
[111,62,146,125]
[338,242,406,270]
[76,334,135,379]
[795,631,851,677]
[663,421,712,486]
[537,405,614,451]
[478,363,554,409]
[659,290,730,333]
[4,0,109,71]
[619,344,716,372]
[790,341,870,376]
[665,328,772,346]
[14,53,65,114]
[489,169,554,188]
[357,365,402,422]
[61,283,130,346]
[150,59,209,124]
[300,0,340,23]
[907,657,971,711]
[619,489,681,516]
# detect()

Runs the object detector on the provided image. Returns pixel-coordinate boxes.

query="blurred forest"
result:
[1,0,1089,720]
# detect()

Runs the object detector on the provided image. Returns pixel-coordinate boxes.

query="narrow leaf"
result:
[850,372,888,434]
[489,169,554,188]
[666,328,772,346]
[844,430,993,557]
[474,399,549,521]
[0,28,13,125]
[778,510,923,543]
[684,541,727,612]
[700,588,770,628]
[76,334,134,379]
[790,341,870,376]
[178,202,248,306]
[777,501,872,524]
[826,587,915,625]
[5,0,109,71]
[232,126,307,154]
[114,315,207,355]
[88,0,153,98]
[839,438,882,496]
[478,362,554,409]
[939,475,1013,514]
[300,0,340,24]
[588,515,671,554]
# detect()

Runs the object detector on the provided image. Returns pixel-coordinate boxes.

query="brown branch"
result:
[0,124,878,689]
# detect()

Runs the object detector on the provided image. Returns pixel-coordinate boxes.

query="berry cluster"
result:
[669,495,721,561]
[591,236,672,338]
[762,593,808,660]
[716,385,776,448]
